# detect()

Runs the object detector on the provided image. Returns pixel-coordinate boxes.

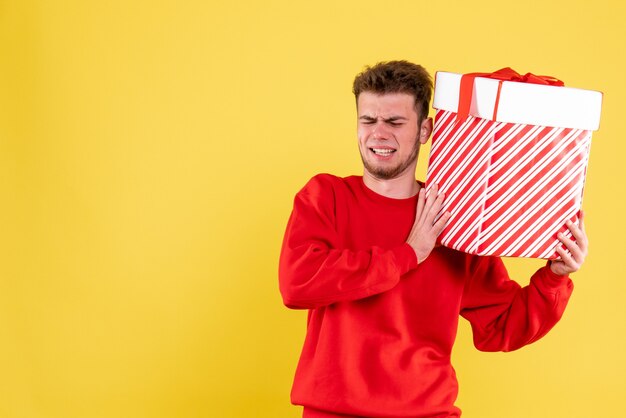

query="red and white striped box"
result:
[425,69,603,259]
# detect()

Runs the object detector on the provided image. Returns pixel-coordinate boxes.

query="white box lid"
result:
[433,71,603,130]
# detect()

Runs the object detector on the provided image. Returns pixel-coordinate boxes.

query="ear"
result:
[418,117,433,144]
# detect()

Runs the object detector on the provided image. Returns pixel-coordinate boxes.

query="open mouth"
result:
[370,147,396,156]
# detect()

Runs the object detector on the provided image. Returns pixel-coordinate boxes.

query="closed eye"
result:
[386,117,407,126]
[359,116,377,124]
[358,116,407,126]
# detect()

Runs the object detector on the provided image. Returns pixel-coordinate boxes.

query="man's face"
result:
[357,91,431,180]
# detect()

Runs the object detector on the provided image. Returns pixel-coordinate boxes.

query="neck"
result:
[362,169,420,199]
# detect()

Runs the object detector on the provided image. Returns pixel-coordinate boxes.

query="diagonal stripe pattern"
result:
[425,109,592,259]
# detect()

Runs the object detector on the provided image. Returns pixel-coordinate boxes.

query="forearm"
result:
[462,264,573,352]
[279,242,417,309]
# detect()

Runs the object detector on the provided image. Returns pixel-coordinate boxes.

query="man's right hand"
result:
[406,184,451,264]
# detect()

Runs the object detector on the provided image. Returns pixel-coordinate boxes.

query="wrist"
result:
[408,243,427,264]
[547,260,570,277]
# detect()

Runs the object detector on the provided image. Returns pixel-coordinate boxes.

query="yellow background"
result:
[1,1,624,417]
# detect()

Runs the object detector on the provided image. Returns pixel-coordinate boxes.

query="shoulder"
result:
[302,173,347,188]
[297,173,358,198]
[293,174,362,215]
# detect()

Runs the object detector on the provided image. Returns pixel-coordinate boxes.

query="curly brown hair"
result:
[352,60,433,120]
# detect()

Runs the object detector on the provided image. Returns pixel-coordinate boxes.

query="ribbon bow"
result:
[457,67,565,123]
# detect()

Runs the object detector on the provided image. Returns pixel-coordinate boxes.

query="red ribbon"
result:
[457,67,565,123]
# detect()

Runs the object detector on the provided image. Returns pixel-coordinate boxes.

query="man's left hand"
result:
[550,212,588,276]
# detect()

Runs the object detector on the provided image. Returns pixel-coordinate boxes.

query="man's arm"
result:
[278,175,414,309]
[278,176,447,310]
[460,219,587,352]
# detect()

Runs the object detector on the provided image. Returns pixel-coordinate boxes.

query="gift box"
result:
[425,68,602,259]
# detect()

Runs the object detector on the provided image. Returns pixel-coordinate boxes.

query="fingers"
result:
[560,213,589,262]
[419,184,446,226]
[432,211,452,235]
[560,230,586,259]
[556,221,587,274]
[426,192,446,226]
[417,184,436,224]
[565,219,588,253]
[407,184,451,264]
[579,210,586,233]
[554,245,576,273]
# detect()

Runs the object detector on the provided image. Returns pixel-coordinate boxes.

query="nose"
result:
[372,122,390,140]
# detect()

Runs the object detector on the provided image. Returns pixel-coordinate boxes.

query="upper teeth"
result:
[372,148,395,155]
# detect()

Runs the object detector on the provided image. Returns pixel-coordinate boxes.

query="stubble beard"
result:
[360,138,421,180]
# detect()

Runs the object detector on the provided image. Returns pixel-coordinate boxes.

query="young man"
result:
[279,61,587,418]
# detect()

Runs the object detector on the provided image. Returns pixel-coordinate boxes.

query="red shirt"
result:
[279,174,573,418]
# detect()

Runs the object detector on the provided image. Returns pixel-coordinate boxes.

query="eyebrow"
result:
[359,115,409,122]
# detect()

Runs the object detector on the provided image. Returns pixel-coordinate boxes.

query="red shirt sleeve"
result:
[278,175,418,309]
[460,256,574,352]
